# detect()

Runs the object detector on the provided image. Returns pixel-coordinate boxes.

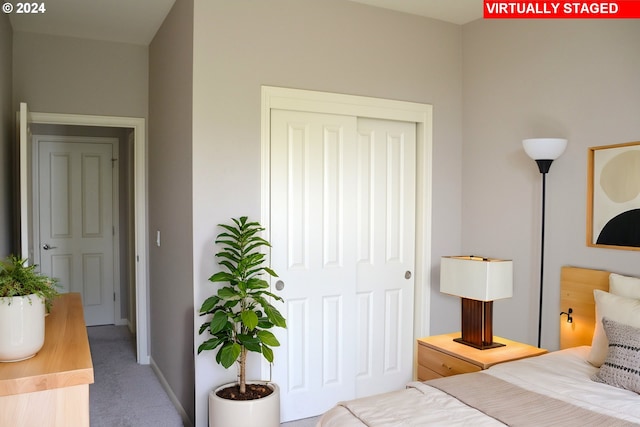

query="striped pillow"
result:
[592,317,640,394]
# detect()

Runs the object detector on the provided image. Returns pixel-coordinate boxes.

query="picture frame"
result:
[587,141,640,251]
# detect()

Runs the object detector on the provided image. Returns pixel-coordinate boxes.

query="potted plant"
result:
[0,255,59,362]
[198,217,287,427]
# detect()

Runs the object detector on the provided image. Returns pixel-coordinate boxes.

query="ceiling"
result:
[8,0,483,46]
[349,0,483,25]
[9,0,177,45]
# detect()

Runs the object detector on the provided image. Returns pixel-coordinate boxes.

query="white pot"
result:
[0,294,45,362]
[209,381,280,427]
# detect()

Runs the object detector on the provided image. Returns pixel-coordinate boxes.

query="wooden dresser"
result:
[417,332,546,381]
[0,293,94,426]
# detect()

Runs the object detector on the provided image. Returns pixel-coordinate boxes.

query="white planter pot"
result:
[0,294,45,362]
[209,381,280,427]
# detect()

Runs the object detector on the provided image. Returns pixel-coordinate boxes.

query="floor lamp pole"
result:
[535,159,552,349]
[538,170,547,349]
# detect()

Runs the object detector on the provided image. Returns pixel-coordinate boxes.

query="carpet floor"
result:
[88,325,322,426]
[88,325,184,427]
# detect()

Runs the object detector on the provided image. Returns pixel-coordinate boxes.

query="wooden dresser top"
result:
[0,293,94,396]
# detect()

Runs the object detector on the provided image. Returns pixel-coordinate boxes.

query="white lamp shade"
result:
[522,138,567,160]
[440,256,513,301]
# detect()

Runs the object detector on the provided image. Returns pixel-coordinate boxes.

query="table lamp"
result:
[440,256,513,349]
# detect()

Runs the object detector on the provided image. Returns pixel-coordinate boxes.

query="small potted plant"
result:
[198,217,287,427]
[0,255,59,362]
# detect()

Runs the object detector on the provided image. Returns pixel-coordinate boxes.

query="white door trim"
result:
[17,107,150,364]
[260,86,433,378]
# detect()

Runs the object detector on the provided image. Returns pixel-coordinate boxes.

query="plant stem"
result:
[239,347,247,394]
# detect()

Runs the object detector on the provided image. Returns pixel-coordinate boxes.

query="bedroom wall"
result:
[191,0,463,424]
[0,14,12,258]
[148,0,195,423]
[462,20,640,350]
[12,32,148,118]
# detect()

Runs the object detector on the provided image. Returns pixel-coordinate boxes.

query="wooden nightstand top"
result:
[418,332,547,370]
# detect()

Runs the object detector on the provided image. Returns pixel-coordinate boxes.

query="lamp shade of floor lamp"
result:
[523,138,567,348]
[440,256,513,350]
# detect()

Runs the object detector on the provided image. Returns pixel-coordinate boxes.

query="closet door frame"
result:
[260,86,433,379]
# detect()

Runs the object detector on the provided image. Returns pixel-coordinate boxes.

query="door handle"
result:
[42,243,57,250]
[275,280,285,291]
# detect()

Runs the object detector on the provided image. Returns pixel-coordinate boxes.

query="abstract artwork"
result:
[587,141,640,251]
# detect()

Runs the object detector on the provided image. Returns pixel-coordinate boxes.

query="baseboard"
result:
[150,356,194,427]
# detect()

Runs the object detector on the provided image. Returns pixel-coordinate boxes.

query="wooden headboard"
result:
[559,266,610,349]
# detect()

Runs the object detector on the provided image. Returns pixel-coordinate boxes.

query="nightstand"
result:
[417,332,547,381]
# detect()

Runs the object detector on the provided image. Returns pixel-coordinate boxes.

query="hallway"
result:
[88,325,184,427]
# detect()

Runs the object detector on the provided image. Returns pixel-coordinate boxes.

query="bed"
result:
[317,266,640,426]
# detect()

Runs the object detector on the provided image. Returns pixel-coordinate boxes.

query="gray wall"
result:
[148,0,194,423]
[13,32,148,117]
[0,14,12,258]
[191,1,463,424]
[462,20,640,349]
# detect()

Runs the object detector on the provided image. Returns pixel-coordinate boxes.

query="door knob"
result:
[42,243,57,250]
[405,271,412,279]
[275,280,285,291]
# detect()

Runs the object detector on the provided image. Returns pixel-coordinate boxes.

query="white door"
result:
[354,118,416,396]
[35,136,117,326]
[270,110,416,421]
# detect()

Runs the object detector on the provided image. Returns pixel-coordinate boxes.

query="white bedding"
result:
[317,346,640,426]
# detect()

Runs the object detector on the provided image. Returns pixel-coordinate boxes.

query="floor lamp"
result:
[523,138,567,348]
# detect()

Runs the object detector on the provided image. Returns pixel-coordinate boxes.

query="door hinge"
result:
[113,292,116,302]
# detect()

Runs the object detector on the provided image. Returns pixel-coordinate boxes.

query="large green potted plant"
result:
[0,255,59,362]
[198,217,286,427]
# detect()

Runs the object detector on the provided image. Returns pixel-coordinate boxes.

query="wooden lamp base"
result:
[455,298,505,350]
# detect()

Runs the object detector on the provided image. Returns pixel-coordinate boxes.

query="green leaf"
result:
[238,334,262,352]
[199,295,220,314]
[263,267,278,277]
[218,342,242,369]
[262,345,274,363]
[197,337,225,354]
[264,305,287,328]
[246,278,269,290]
[209,271,235,283]
[198,321,210,335]
[257,330,280,347]
[218,287,241,299]
[241,310,259,330]
[209,311,230,334]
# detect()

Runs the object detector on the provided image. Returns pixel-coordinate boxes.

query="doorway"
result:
[33,134,119,326]
[17,105,150,364]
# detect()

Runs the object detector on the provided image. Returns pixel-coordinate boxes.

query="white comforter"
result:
[317,346,640,426]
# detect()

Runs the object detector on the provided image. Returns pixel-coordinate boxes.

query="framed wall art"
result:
[587,141,640,251]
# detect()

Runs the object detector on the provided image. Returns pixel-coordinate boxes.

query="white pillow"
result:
[610,273,640,299]
[588,290,640,367]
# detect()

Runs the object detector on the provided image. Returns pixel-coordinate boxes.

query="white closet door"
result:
[270,109,359,421]
[355,118,416,396]
[270,110,416,421]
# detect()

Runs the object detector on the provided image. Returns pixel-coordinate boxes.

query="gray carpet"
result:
[88,325,184,427]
